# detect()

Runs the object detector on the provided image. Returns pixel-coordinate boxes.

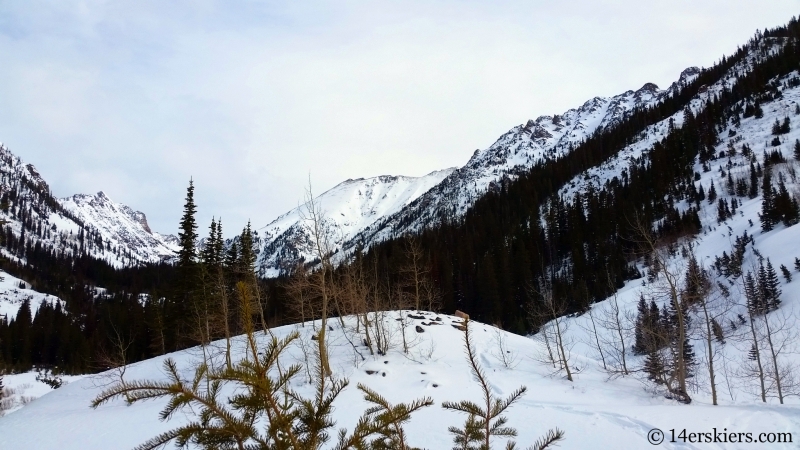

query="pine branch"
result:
[526,428,565,450]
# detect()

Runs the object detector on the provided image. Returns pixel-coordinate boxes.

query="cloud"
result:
[0,0,797,235]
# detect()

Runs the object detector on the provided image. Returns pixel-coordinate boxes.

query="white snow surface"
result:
[0,372,84,416]
[0,270,60,320]
[0,311,797,449]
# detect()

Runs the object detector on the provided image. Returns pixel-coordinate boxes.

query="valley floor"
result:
[1,310,798,449]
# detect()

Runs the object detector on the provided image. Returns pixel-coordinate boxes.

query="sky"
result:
[0,1,798,236]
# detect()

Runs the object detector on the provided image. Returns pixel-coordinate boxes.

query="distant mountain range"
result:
[0,144,177,267]
[252,67,700,276]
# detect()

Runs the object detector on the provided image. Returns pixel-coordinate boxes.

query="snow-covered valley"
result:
[0,308,798,449]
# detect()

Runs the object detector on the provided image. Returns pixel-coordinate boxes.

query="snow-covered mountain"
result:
[256,169,454,277]
[60,191,178,264]
[0,144,177,267]
[255,69,698,276]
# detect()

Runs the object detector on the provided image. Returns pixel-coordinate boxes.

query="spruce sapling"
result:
[443,319,565,450]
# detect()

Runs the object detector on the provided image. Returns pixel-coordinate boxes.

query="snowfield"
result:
[0,270,61,320]
[0,310,798,449]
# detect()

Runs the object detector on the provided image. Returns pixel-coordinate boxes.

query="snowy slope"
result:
[0,269,60,320]
[0,144,177,267]
[0,312,797,449]
[256,70,698,275]
[256,169,454,277]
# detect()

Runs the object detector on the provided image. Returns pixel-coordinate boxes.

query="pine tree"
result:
[681,340,696,378]
[707,181,717,203]
[177,179,198,268]
[748,343,760,361]
[744,272,763,316]
[170,179,201,348]
[795,257,800,272]
[443,320,564,450]
[780,264,792,282]
[764,259,782,311]
[760,171,776,231]
[237,222,256,277]
[795,139,800,160]
[644,347,665,384]
[726,172,734,194]
[748,161,758,199]
[634,295,648,354]
[772,118,781,135]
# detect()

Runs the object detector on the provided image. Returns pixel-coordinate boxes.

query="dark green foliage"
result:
[780,264,792,282]
[713,232,751,278]
[795,139,800,160]
[35,369,63,389]
[443,320,564,450]
[707,182,717,203]
[795,257,800,272]
[748,343,760,361]
[760,171,777,231]
[771,117,790,135]
[746,260,782,316]
[763,260,782,311]
[177,179,199,268]
[754,102,764,119]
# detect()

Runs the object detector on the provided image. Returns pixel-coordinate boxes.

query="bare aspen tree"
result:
[93,323,134,403]
[580,304,607,371]
[400,237,426,311]
[300,180,334,376]
[596,278,634,376]
[285,262,315,329]
[528,277,573,381]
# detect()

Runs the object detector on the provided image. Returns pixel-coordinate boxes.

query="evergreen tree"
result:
[707,181,717,203]
[760,171,776,231]
[634,295,648,354]
[177,179,198,268]
[780,264,792,282]
[748,343,760,361]
[172,179,200,348]
[748,161,758,199]
[795,139,800,160]
[237,222,257,277]
[764,259,782,311]
[795,257,800,272]
[681,340,696,378]
[644,347,665,384]
[744,271,763,316]
[775,178,799,226]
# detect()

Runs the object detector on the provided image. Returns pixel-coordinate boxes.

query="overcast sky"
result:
[0,1,798,236]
